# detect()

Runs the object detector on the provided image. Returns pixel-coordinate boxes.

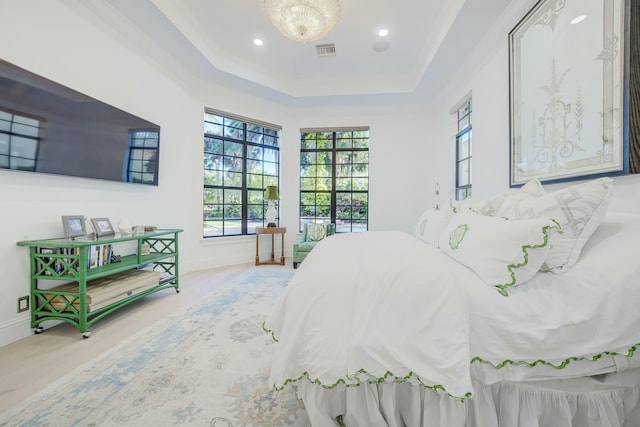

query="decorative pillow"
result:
[306,223,327,242]
[414,208,454,247]
[439,209,561,296]
[453,178,545,216]
[495,177,613,274]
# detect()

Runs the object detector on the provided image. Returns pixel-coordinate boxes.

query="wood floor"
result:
[0,263,273,413]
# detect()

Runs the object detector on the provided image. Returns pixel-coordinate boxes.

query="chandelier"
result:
[264,0,341,43]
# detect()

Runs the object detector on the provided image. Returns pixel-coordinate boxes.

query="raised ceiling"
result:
[78,0,513,103]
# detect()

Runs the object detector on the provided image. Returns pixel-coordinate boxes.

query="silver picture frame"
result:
[90,217,116,237]
[62,215,87,238]
[509,0,629,186]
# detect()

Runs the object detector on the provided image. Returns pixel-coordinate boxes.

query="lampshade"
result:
[265,186,280,200]
[264,0,341,43]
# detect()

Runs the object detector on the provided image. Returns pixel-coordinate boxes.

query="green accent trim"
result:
[261,321,278,342]
[494,220,561,297]
[471,343,638,369]
[271,368,472,402]
[262,322,472,401]
[449,224,469,250]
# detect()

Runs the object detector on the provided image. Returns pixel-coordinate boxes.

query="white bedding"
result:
[264,211,640,417]
[467,211,640,369]
[264,231,479,399]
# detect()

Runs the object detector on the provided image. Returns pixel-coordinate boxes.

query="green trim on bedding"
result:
[471,343,638,369]
[261,321,278,342]
[494,220,561,297]
[262,321,472,401]
[272,368,473,401]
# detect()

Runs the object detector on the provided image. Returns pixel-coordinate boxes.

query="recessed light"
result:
[253,38,264,46]
[378,28,389,37]
[571,15,586,24]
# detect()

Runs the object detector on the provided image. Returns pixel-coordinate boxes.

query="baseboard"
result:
[0,312,32,347]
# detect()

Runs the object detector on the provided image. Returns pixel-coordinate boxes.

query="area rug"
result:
[0,267,312,427]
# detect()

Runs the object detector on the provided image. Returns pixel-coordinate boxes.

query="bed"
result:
[263,177,640,426]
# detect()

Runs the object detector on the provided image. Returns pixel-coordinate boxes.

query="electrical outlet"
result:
[17,296,29,313]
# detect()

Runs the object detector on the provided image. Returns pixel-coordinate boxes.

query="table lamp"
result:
[265,185,279,227]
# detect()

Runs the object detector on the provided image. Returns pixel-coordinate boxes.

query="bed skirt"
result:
[296,368,640,427]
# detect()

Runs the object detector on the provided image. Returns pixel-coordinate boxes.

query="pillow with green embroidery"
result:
[438,209,561,296]
[496,177,613,274]
[414,208,453,247]
[306,223,327,242]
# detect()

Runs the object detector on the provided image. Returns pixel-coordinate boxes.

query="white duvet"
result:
[265,213,640,400]
[265,231,480,399]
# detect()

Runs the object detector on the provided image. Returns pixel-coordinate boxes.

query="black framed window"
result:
[127,129,159,185]
[300,129,369,233]
[203,111,280,237]
[455,100,472,200]
[0,109,40,172]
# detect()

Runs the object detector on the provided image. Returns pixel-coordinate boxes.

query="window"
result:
[0,109,40,171]
[127,130,159,184]
[203,111,280,237]
[455,99,472,200]
[300,129,369,233]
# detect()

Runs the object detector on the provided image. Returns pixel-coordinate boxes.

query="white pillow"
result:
[439,209,560,296]
[454,178,545,216]
[414,208,454,247]
[496,177,613,273]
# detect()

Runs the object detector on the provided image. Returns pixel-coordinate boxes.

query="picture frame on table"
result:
[91,217,116,237]
[508,0,629,186]
[61,215,87,239]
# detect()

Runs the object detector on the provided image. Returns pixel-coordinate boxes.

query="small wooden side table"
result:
[255,227,286,266]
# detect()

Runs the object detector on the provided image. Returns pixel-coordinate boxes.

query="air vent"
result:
[316,43,336,57]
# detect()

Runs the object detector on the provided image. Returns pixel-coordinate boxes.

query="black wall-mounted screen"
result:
[0,59,160,185]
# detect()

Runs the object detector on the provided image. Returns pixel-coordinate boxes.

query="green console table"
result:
[16,229,182,338]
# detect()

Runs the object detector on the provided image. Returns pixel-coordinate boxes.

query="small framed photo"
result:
[91,217,116,237]
[62,215,87,238]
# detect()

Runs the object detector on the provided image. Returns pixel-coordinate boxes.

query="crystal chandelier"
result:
[264,0,341,43]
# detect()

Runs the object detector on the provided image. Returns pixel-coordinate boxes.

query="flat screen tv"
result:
[0,59,160,185]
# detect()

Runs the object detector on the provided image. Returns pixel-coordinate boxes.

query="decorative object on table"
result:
[508,0,628,186]
[133,225,145,235]
[90,218,116,237]
[118,217,133,234]
[61,215,87,239]
[263,0,341,42]
[264,185,279,228]
[293,223,335,268]
[144,225,157,232]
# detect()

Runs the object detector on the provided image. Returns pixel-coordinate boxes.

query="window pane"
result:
[458,133,470,159]
[203,111,279,237]
[455,100,472,200]
[299,129,368,232]
[458,159,470,186]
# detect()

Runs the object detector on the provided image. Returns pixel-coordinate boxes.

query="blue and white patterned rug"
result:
[0,267,311,427]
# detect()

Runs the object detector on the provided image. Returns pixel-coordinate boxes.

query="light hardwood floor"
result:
[0,263,273,413]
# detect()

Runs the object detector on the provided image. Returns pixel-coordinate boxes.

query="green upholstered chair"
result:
[293,223,336,268]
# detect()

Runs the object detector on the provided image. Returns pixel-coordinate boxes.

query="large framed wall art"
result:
[509,0,629,186]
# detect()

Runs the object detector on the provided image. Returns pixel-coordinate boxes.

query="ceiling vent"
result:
[316,43,336,57]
